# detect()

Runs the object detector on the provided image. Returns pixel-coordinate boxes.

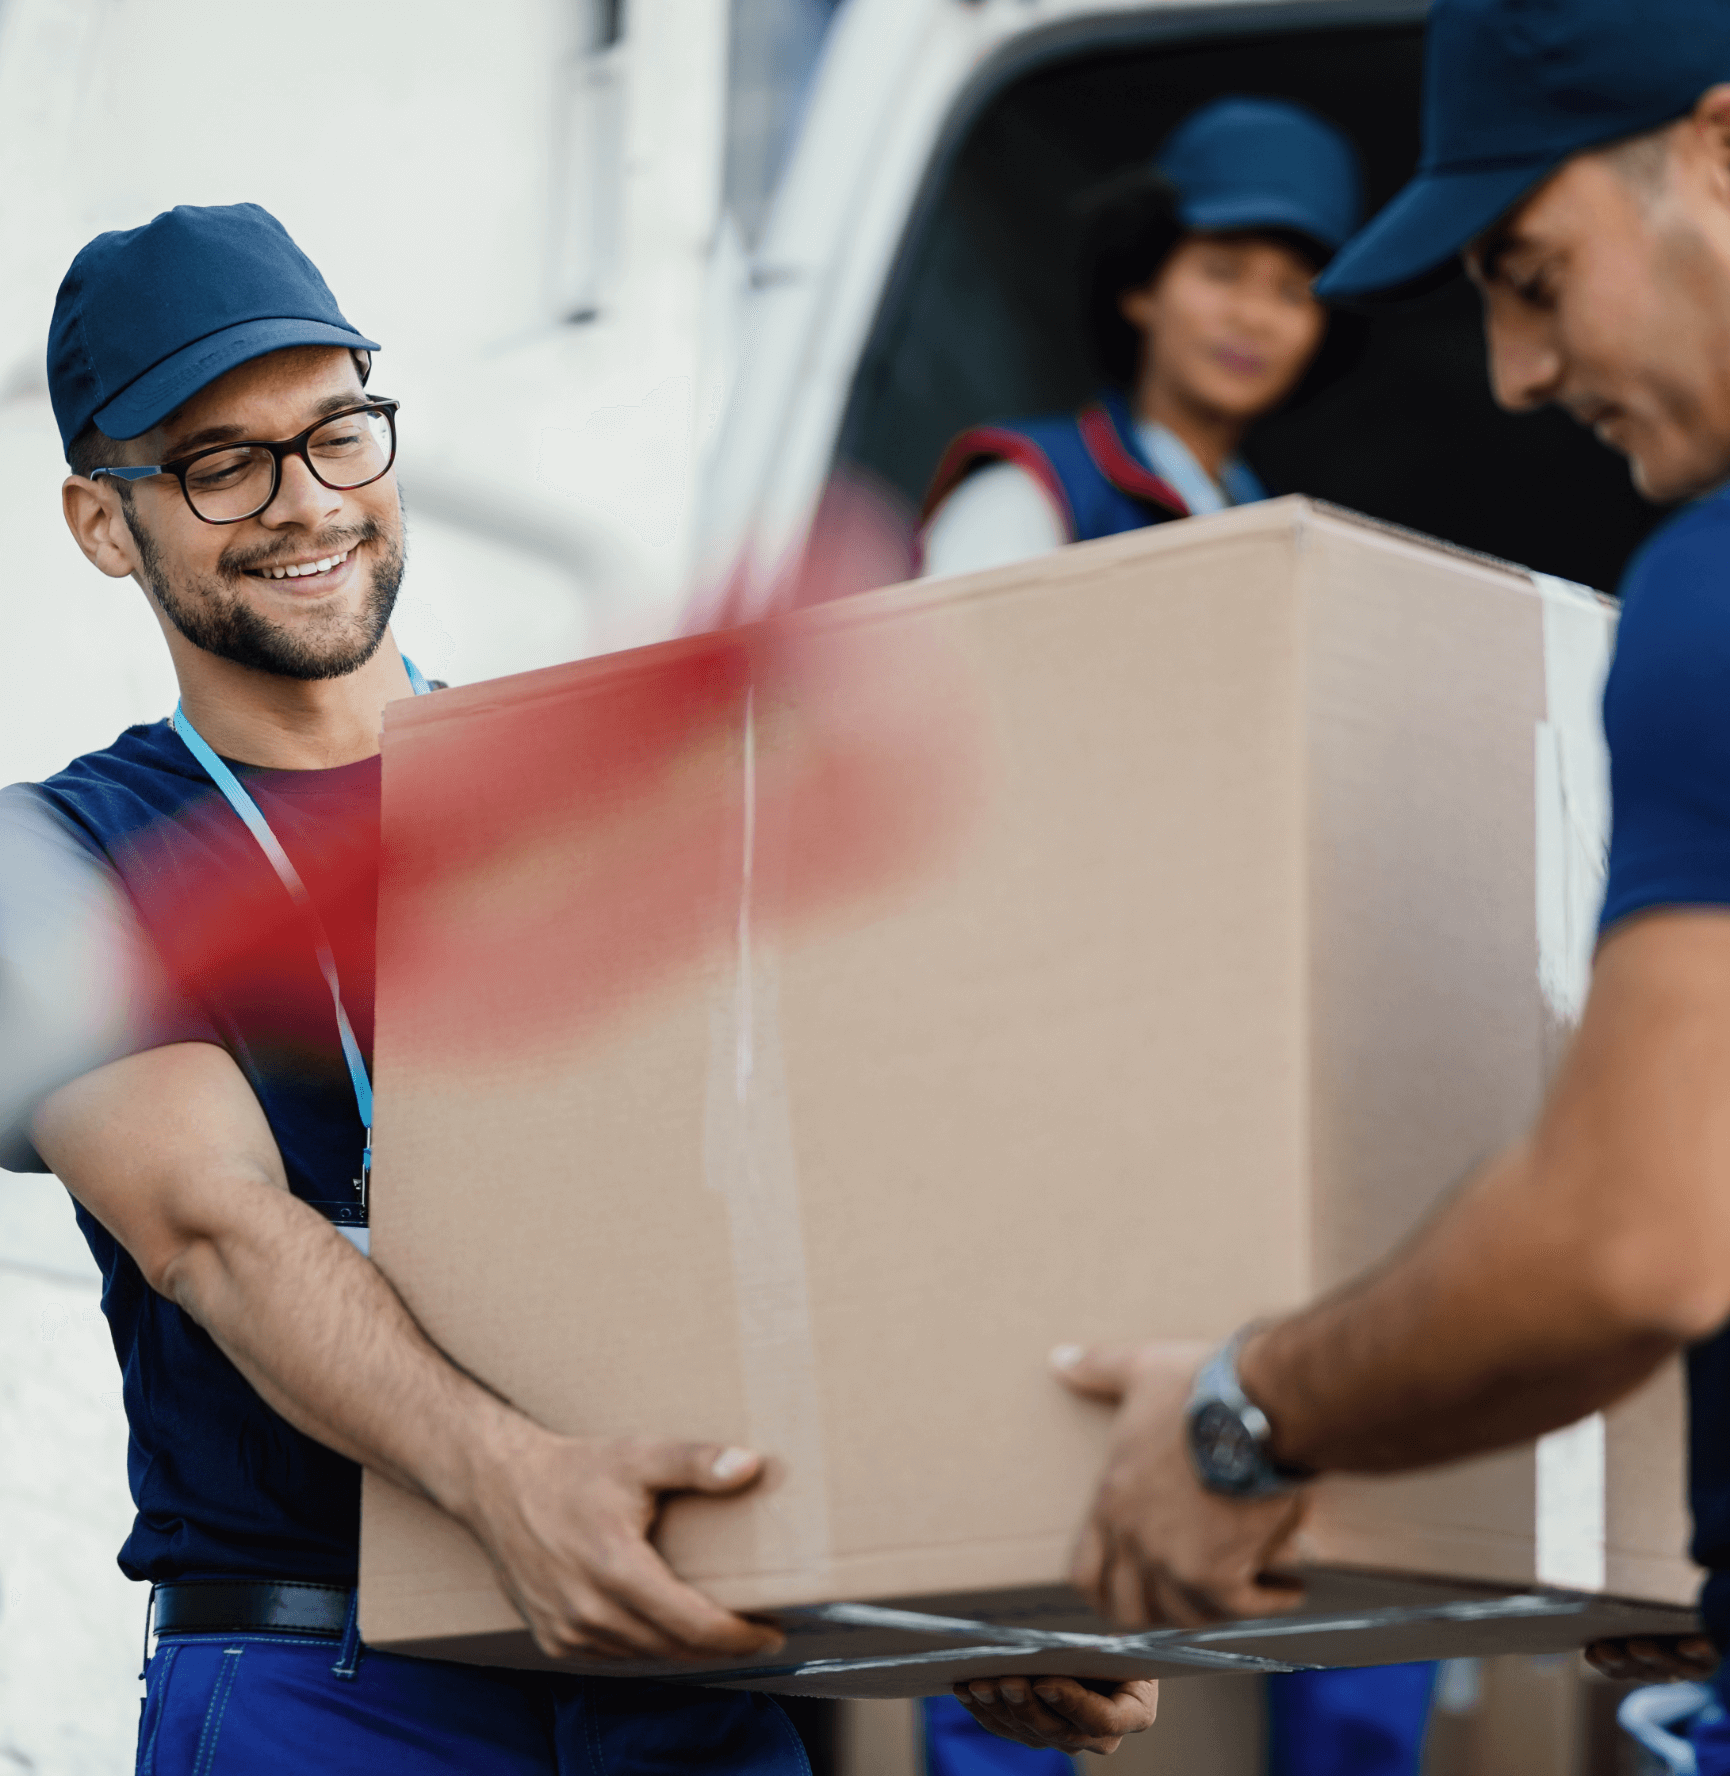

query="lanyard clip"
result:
[356,1130,372,1214]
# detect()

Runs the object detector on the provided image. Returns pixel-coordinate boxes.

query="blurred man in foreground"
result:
[969,0,1730,1762]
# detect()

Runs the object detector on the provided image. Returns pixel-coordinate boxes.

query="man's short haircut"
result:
[65,420,137,494]
[1602,122,1674,193]
[1076,170,1330,387]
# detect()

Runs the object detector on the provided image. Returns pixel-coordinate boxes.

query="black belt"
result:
[151,1580,353,1639]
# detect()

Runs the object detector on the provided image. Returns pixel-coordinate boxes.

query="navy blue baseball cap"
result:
[1318,0,1730,299]
[1156,97,1364,257]
[48,202,379,457]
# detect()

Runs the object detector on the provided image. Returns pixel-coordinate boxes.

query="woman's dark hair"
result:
[1074,170,1355,405]
[1077,168,1188,388]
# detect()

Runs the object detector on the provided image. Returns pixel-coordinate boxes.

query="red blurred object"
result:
[117,468,974,1074]
[378,600,983,1070]
[685,464,918,631]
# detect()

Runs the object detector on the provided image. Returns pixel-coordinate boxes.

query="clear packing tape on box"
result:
[1531,573,1615,1597]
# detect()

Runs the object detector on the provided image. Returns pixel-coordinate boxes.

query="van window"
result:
[834,15,1666,593]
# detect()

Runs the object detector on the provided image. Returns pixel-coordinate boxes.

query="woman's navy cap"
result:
[48,202,379,457]
[1155,97,1364,257]
[1318,0,1730,299]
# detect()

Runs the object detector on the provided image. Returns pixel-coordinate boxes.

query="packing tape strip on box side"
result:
[1531,571,1617,1593]
[703,684,834,1586]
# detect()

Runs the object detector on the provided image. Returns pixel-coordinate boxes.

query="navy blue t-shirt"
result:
[5,719,380,1583]
[1599,484,1730,1643]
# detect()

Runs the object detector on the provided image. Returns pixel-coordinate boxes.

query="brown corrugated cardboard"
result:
[360,499,1698,1697]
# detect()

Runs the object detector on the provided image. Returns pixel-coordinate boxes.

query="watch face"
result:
[1193,1401,1259,1491]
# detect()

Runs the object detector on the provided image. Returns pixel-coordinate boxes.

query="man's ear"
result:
[62,476,144,580]
[1689,84,1730,202]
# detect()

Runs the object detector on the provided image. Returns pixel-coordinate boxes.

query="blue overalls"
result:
[919,397,1438,1776]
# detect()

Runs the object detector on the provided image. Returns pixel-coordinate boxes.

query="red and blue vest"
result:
[923,387,1192,542]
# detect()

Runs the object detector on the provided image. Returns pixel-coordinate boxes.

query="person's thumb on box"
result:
[633,1440,765,1496]
[1050,1342,1136,1402]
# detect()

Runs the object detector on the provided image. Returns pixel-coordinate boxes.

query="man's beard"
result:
[126,503,406,682]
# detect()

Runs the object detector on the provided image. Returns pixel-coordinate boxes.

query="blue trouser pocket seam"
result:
[191,1646,244,1776]
[331,1590,364,1681]
[137,1642,180,1776]
[583,1694,605,1776]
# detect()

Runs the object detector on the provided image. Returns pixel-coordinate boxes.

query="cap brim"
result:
[93,316,382,440]
[1314,160,1555,300]
[1179,193,1346,256]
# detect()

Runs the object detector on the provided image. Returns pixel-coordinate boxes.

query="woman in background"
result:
[921,95,1355,575]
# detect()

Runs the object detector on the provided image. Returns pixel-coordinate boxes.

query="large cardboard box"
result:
[360,500,1699,1697]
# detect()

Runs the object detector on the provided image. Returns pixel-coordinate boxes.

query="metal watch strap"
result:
[1186,1331,1312,1499]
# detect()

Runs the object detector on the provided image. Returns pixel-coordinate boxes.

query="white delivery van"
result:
[691,0,1660,624]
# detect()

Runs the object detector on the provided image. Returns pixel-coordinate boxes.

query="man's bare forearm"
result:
[161,1175,529,1520]
[31,1043,781,1662]
[30,1044,529,1519]
[1236,919,1730,1475]
[1240,1140,1680,1472]
[1059,920,1730,1635]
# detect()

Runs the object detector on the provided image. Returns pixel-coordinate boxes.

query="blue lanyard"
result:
[171,654,432,1208]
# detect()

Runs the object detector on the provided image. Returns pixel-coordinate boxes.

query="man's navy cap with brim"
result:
[49,203,378,456]
[1318,0,1730,300]
[1157,97,1363,257]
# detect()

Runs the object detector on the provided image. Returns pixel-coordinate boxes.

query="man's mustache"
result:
[219,518,388,578]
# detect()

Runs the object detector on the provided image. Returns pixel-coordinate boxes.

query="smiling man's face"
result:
[111,344,404,680]
[1467,89,1730,505]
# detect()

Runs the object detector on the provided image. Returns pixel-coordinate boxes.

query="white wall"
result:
[0,0,735,781]
[0,1,732,1765]
[0,1183,136,1776]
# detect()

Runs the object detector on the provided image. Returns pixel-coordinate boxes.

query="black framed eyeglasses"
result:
[92,400,399,525]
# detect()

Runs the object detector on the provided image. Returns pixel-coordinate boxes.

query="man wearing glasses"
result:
[2,203,807,1772]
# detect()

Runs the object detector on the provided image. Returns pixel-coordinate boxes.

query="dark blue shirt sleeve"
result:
[1599,489,1730,935]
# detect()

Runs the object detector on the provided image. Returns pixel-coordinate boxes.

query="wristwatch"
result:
[1186,1333,1313,1499]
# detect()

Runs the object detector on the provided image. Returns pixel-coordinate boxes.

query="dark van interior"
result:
[833,2,1668,595]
